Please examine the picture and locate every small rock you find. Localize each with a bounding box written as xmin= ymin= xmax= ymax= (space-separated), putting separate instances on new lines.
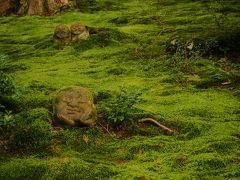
xmin=70 ymin=22 xmax=89 ymax=41
xmin=53 ymin=24 xmax=71 ymax=43
xmin=170 ymin=39 xmax=177 ymax=45
xmin=54 ymin=86 xmax=97 ymax=127
xmin=187 ymin=42 xmax=194 ymax=50
xmin=166 ymin=36 xmax=183 ymax=54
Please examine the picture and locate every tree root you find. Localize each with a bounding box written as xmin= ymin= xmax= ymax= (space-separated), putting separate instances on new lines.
xmin=139 ymin=118 xmax=174 ymax=133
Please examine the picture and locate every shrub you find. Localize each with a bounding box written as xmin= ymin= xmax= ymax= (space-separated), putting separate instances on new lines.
xmin=99 ymin=86 xmax=147 ymax=129
xmin=0 ymin=110 xmax=14 ymax=126
xmin=0 ymin=55 xmax=18 ymax=97
xmin=94 ymin=90 xmax=112 ymax=103
xmin=0 ymin=55 xmax=20 ymax=125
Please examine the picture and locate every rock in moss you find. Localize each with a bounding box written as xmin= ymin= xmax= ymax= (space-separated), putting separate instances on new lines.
xmin=70 ymin=22 xmax=89 ymax=41
xmin=53 ymin=24 xmax=71 ymax=43
xmin=54 ymin=86 xmax=97 ymax=127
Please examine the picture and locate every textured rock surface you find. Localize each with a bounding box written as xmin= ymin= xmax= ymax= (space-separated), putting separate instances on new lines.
xmin=54 ymin=86 xmax=97 ymax=127
xmin=0 ymin=0 xmax=13 ymax=16
xmin=53 ymin=24 xmax=71 ymax=43
xmin=70 ymin=22 xmax=89 ymax=41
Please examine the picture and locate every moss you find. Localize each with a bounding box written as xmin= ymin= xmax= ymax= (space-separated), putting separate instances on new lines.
xmin=0 ymin=158 xmax=49 ymax=180
xmin=2 ymin=108 xmax=52 ymax=155
xmin=0 ymin=0 xmax=240 ymax=179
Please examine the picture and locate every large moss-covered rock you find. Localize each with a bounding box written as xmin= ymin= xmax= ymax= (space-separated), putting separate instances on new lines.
xmin=54 ymin=86 xmax=97 ymax=127
xmin=70 ymin=21 xmax=89 ymax=41
xmin=53 ymin=24 xmax=71 ymax=43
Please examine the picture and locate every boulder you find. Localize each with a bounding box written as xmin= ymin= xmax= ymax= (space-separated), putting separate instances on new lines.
xmin=70 ymin=22 xmax=89 ymax=41
xmin=53 ymin=24 xmax=71 ymax=43
xmin=0 ymin=0 xmax=13 ymax=16
xmin=54 ymin=86 xmax=97 ymax=127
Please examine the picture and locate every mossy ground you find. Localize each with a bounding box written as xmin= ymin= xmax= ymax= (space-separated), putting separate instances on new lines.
xmin=0 ymin=0 xmax=240 ymax=179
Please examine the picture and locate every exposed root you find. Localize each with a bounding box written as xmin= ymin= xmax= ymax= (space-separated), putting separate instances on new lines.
xmin=139 ymin=118 xmax=174 ymax=133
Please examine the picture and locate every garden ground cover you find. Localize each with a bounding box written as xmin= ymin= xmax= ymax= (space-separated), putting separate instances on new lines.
xmin=0 ymin=0 xmax=240 ymax=179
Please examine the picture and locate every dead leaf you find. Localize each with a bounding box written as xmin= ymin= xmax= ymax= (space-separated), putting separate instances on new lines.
xmin=116 ymin=148 xmax=125 ymax=153
xmin=48 ymin=118 xmax=53 ymax=124
xmin=97 ymin=113 xmax=104 ymax=118
xmin=135 ymin=176 xmax=146 ymax=180
xmin=83 ymin=136 xmax=89 ymax=143
xmin=53 ymin=145 xmax=62 ymax=151
xmin=155 ymin=159 xmax=161 ymax=163
xmin=225 ymin=165 xmax=231 ymax=168
xmin=0 ymin=140 xmax=8 ymax=145
xmin=75 ymin=137 xmax=81 ymax=142
xmin=177 ymin=157 xmax=188 ymax=163
xmin=50 ymin=139 xmax=62 ymax=145
xmin=115 ymin=159 xmax=130 ymax=164
xmin=221 ymin=81 xmax=231 ymax=85
xmin=96 ymin=138 xmax=101 ymax=144
xmin=191 ymin=79 xmax=201 ymax=82
xmin=150 ymin=88 xmax=157 ymax=92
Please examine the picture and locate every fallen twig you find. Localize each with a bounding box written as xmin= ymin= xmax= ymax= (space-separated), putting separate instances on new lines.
xmin=139 ymin=118 xmax=174 ymax=133
xmin=98 ymin=122 xmax=117 ymax=139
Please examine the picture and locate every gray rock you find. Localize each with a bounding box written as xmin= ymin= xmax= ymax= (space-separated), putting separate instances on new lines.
xmin=54 ymin=86 xmax=97 ymax=127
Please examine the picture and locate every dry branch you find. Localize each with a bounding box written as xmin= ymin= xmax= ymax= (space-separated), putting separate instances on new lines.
xmin=139 ymin=118 xmax=174 ymax=133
